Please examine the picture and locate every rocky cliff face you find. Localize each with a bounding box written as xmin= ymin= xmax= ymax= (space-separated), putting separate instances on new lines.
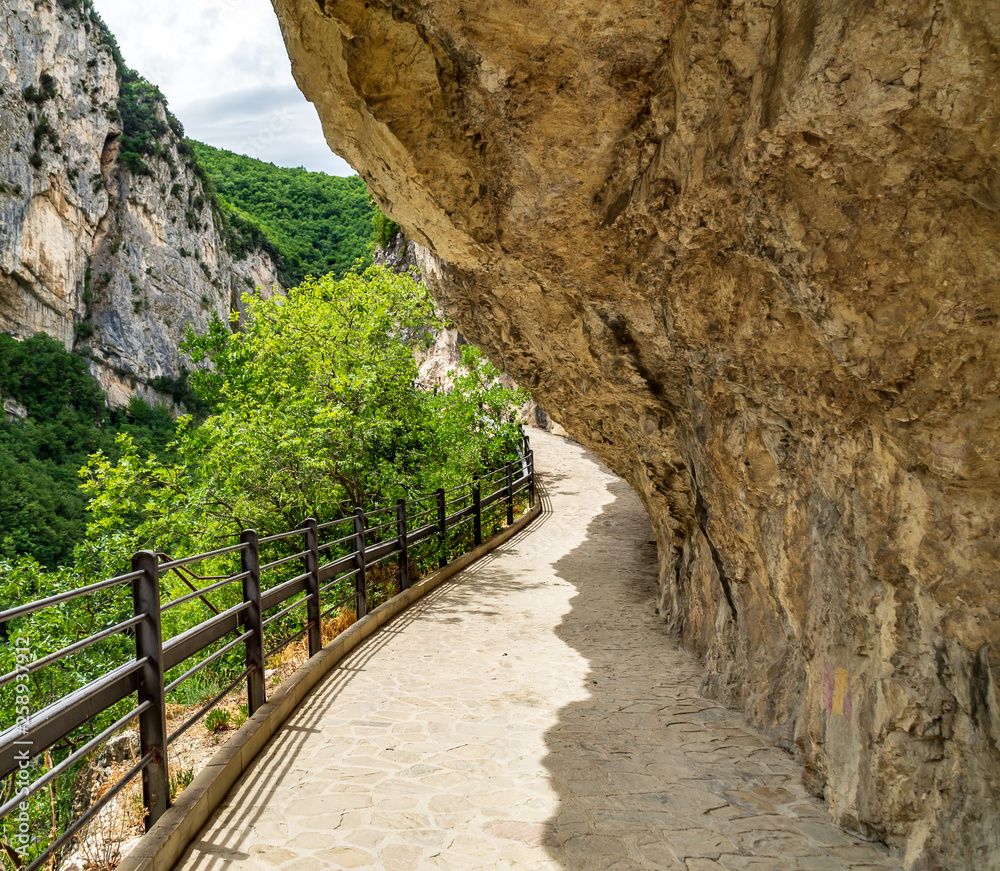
xmin=0 ymin=0 xmax=280 ymax=404
xmin=374 ymin=233 xmax=467 ymax=387
xmin=274 ymin=0 xmax=998 ymax=866
xmin=375 ymin=232 xmax=560 ymax=432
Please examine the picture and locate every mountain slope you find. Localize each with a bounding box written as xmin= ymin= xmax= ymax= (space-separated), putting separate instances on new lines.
xmin=190 ymin=141 xmax=374 ymax=287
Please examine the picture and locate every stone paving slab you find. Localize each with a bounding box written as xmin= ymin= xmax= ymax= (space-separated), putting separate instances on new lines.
xmin=173 ymin=429 xmax=900 ymax=871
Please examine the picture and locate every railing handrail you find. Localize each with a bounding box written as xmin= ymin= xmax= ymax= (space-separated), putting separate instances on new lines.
xmin=0 ymin=431 xmax=536 ymax=871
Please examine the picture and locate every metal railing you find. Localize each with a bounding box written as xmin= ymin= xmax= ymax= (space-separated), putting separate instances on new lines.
xmin=0 ymin=434 xmax=536 ymax=871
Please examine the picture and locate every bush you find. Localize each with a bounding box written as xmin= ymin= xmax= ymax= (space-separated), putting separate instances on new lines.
xmin=148 ymin=368 xmax=211 ymax=418
xmin=234 ymin=704 xmax=249 ymax=728
xmin=23 ymin=73 xmax=57 ymax=105
xmin=371 ymin=203 xmax=401 ymax=249
xmin=204 ymin=709 xmax=231 ymax=734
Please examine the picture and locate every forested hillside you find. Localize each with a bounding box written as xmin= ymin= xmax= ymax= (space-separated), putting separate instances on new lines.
xmin=191 ymin=142 xmax=374 ymax=287
xmin=0 ymin=334 xmax=175 ymax=569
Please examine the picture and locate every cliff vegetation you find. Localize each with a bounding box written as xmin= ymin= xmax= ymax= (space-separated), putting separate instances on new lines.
xmin=0 ymin=333 xmax=175 ymax=569
xmin=0 ymin=266 xmax=528 ymax=871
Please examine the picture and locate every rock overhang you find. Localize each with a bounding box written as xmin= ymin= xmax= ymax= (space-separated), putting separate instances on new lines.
xmin=270 ymin=0 xmax=1000 ymax=866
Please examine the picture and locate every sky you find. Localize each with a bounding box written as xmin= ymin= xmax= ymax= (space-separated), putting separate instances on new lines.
xmin=92 ymin=0 xmax=356 ymax=176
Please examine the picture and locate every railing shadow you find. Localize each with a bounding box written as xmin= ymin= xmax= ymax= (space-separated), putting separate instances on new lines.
xmin=173 ymin=515 xmax=552 ymax=871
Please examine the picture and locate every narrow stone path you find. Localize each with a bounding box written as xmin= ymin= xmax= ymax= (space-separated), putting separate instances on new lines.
xmin=173 ymin=429 xmax=899 ymax=871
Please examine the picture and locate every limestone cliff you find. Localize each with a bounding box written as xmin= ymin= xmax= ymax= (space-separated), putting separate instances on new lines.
xmin=273 ymin=0 xmax=998 ymax=867
xmin=0 ymin=0 xmax=280 ymax=404
xmin=373 ymin=233 xmax=466 ymax=387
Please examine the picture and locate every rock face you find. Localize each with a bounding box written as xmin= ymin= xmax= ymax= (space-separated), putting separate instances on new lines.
xmin=272 ymin=1 xmax=1000 ymax=865
xmin=0 ymin=0 xmax=280 ymax=404
xmin=375 ymin=233 xmax=469 ymax=387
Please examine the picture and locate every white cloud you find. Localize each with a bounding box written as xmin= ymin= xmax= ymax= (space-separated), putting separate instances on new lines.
xmin=91 ymin=0 xmax=356 ymax=176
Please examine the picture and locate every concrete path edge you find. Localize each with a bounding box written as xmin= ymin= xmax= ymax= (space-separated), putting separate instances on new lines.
xmin=117 ymin=498 xmax=544 ymax=871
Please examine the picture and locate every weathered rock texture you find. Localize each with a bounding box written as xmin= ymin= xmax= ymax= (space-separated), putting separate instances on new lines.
xmin=374 ymin=232 xmax=466 ymax=386
xmin=375 ymin=231 xmax=561 ymax=433
xmin=0 ymin=0 xmax=280 ymax=404
xmin=271 ymin=1 xmax=1000 ymax=866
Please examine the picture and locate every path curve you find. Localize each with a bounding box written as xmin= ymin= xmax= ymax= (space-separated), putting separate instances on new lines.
xmin=173 ymin=429 xmax=899 ymax=871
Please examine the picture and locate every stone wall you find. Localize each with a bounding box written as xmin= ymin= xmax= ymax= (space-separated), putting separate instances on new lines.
xmin=270 ymin=1 xmax=1000 ymax=866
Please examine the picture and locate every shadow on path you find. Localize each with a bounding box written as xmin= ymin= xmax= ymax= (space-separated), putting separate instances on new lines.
xmin=170 ymin=431 xmax=898 ymax=871
xmin=540 ymin=443 xmax=897 ymax=870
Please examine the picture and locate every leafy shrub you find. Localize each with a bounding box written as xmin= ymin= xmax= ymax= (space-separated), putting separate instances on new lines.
xmin=148 ymin=367 xmax=211 ymax=418
xmin=23 ymin=73 xmax=57 ymax=105
xmin=234 ymin=704 xmax=249 ymax=728
xmin=169 ymin=768 xmax=194 ymax=800
xmin=29 ymin=113 xmax=57 ymax=168
xmin=371 ymin=203 xmax=401 ymax=248
xmin=118 ymin=150 xmax=149 ymax=175
xmin=204 ymin=709 xmax=231 ymax=734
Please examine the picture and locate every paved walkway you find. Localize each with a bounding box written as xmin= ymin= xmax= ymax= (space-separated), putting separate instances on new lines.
xmin=174 ymin=430 xmax=899 ymax=871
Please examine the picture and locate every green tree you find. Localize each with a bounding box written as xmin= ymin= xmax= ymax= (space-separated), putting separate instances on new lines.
xmin=83 ymin=266 xmax=525 ymax=555
xmin=430 ymin=345 xmax=528 ymax=476
xmin=370 ymin=199 xmax=401 ymax=249
xmin=0 ymin=334 xmax=175 ymax=568
xmin=0 ymin=270 xmax=528 ymax=870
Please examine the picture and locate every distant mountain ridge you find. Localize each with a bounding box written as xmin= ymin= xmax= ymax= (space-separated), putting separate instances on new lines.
xmin=190 ymin=141 xmax=374 ymax=288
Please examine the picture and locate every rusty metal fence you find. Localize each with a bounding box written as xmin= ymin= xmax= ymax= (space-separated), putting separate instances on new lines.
xmin=0 ymin=434 xmax=535 ymax=871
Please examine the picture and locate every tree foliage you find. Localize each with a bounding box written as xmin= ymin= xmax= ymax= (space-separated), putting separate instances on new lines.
xmin=85 ymin=267 xmax=527 ymax=555
xmin=190 ymin=141 xmax=375 ymax=287
xmin=0 ymin=271 xmax=528 ymax=869
xmin=116 ymin=76 xmax=172 ymax=176
xmin=0 ymin=334 xmax=175 ymax=569
xmin=371 ymin=201 xmax=402 ymax=249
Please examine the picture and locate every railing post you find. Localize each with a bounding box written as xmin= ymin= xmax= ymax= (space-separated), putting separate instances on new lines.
xmin=528 ymin=450 xmax=536 ymax=507
xmin=437 ymin=487 xmax=447 ymax=568
xmin=396 ymin=499 xmax=409 ymax=591
xmin=472 ymin=475 xmax=482 ymax=547
xmin=506 ymin=461 xmax=515 ymax=526
xmin=240 ymin=529 xmax=266 ymax=716
xmin=131 ymin=551 xmax=170 ymax=830
xmin=304 ymin=518 xmax=322 ymax=657
xmin=353 ymin=509 xmax=368 ymax=619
